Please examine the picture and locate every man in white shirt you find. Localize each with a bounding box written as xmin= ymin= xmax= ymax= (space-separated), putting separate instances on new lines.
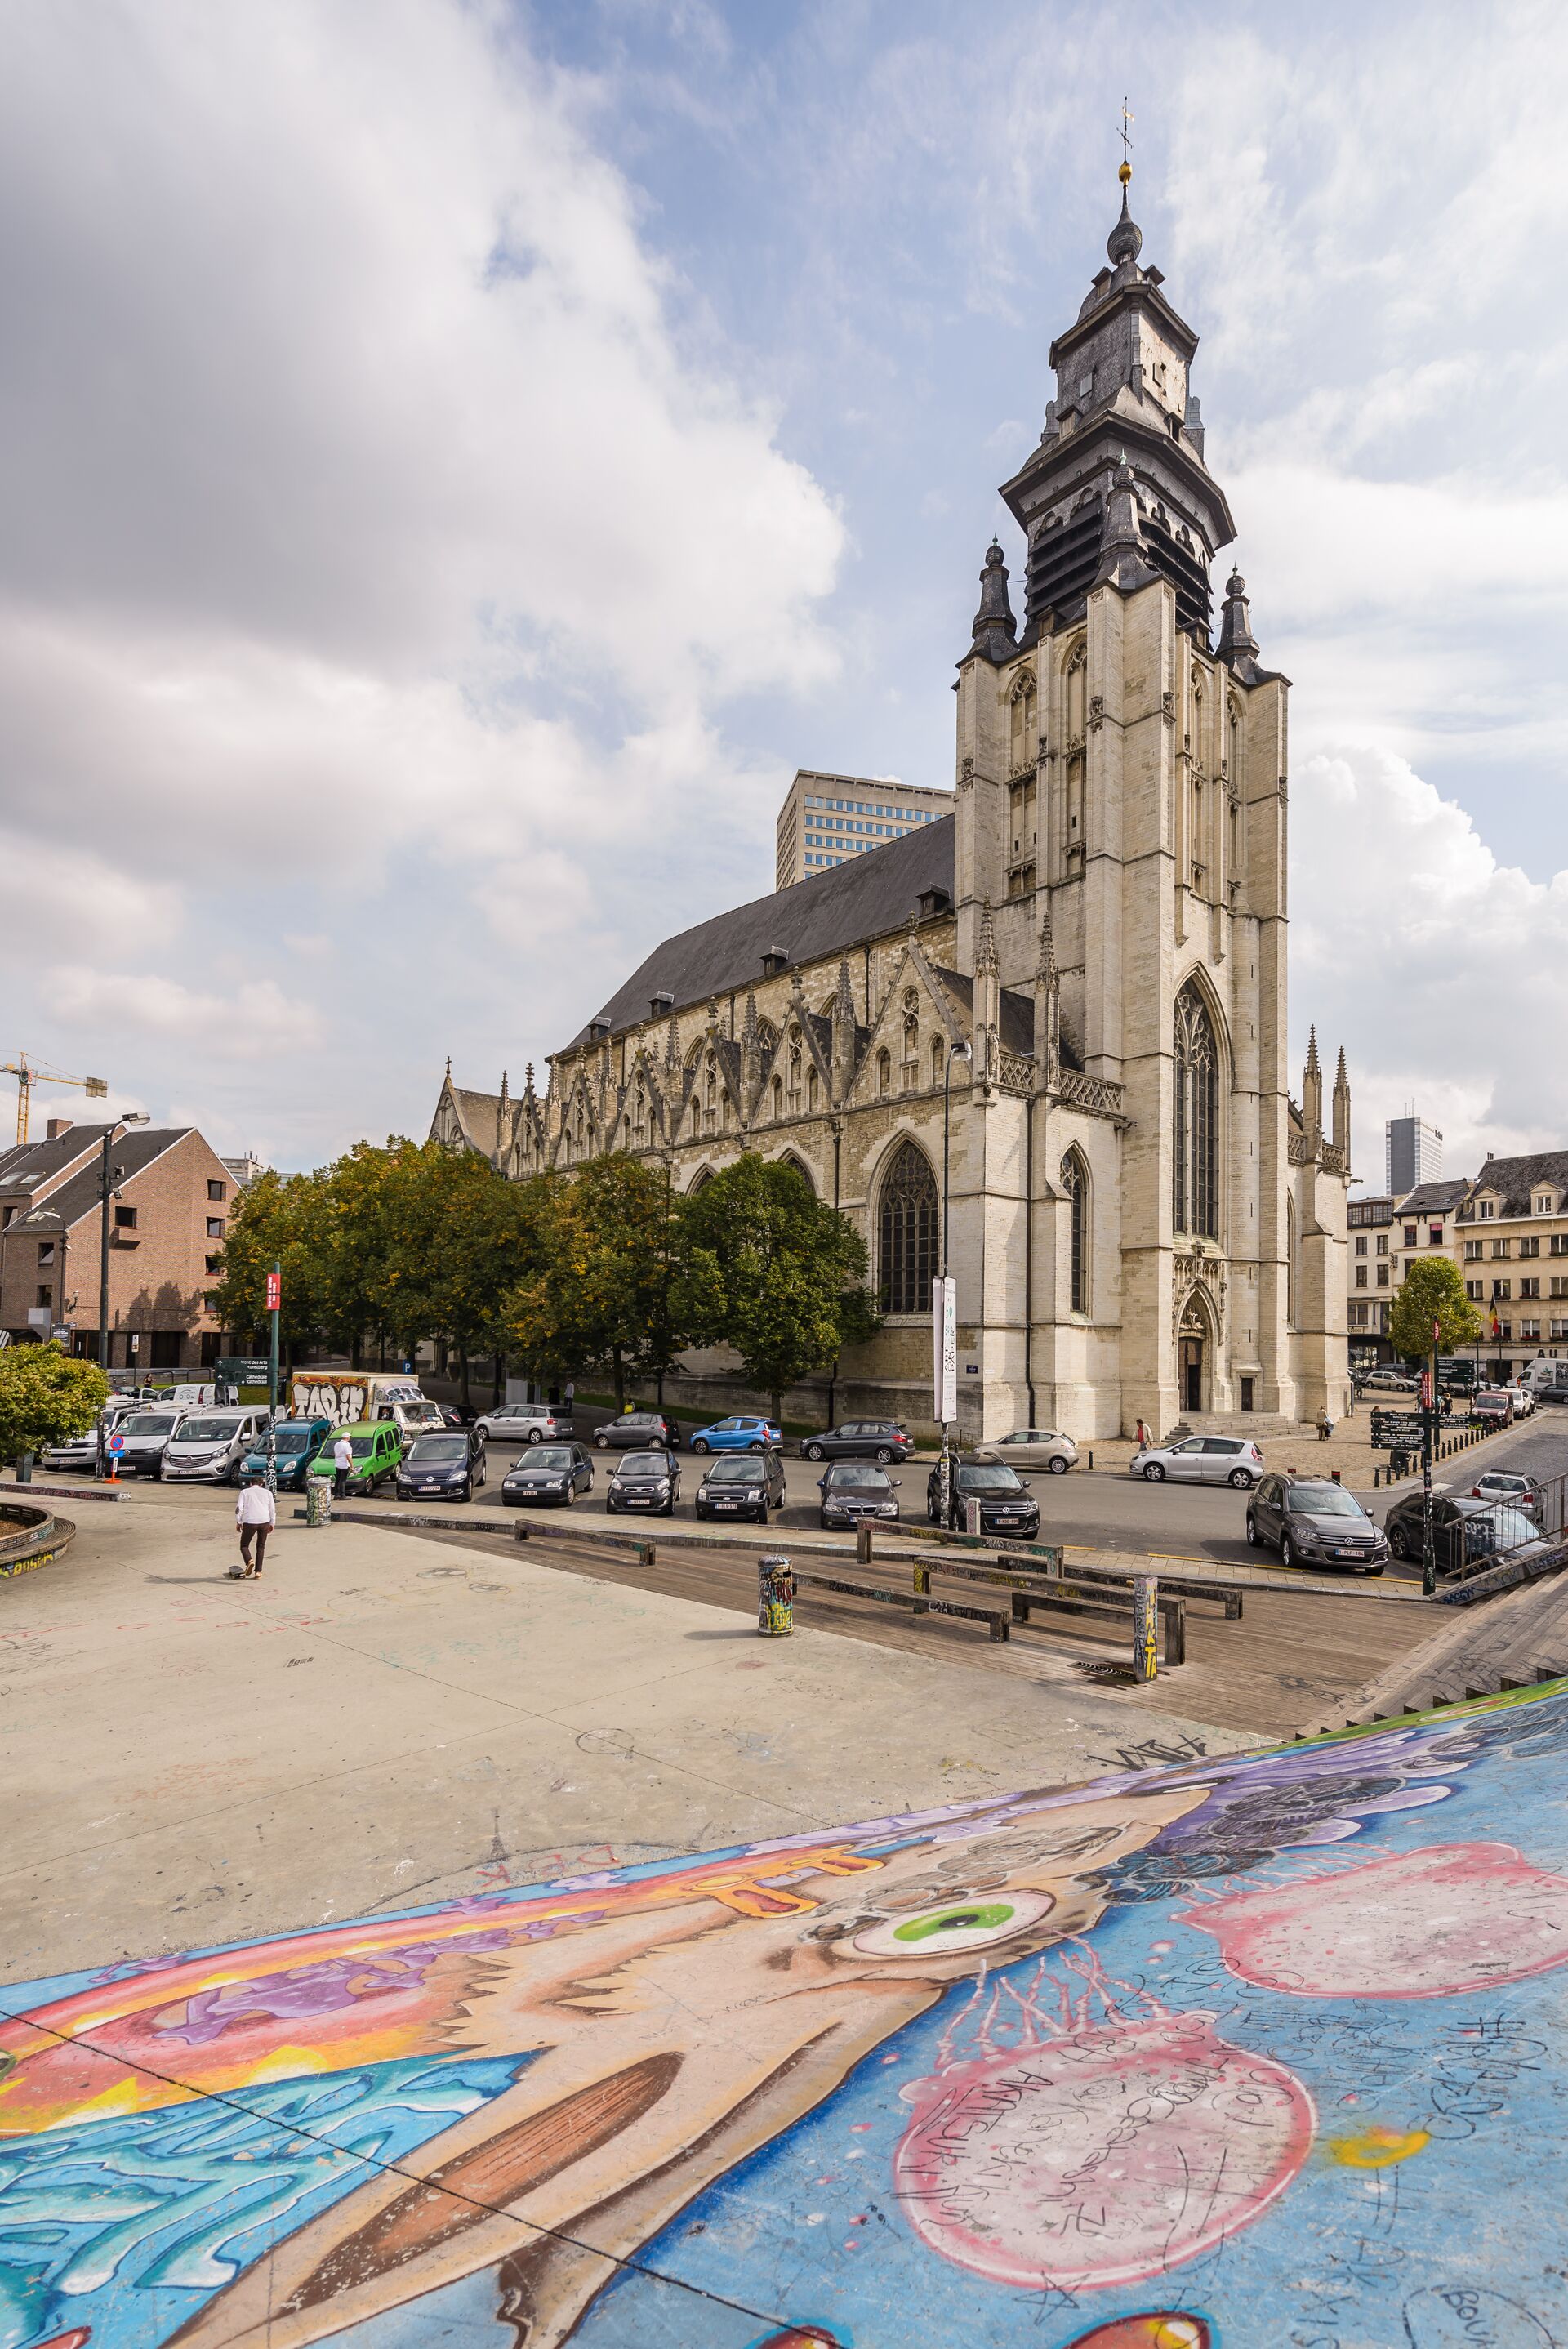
xmin=332 ymin=1433 xmax=354 ymax=1498
xmin=233 ymin=1476 xmax=276 ymax=1578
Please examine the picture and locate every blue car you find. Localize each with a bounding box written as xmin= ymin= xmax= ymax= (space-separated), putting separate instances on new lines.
xmin=688 ymin=1414 xmax=782 ymax=1455
xmin=239 ymin=1415 xmax=334 ymax=1491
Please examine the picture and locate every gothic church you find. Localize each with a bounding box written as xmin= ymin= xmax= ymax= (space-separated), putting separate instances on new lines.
xmin=432 ymin=169 xmax=1352 ymax=1439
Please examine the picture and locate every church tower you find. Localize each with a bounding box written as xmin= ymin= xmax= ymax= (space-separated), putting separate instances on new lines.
xmin=952 ymin=158 xmax=1348 ymax=1433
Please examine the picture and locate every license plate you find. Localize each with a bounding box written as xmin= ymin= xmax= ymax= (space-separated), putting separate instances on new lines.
xmin=626 ymin=1497 xmax=652 ymax=1507
xmin=715 ymin=1502 xmax=738 ymax=1511
xmin=1335 ymin=1548 xmax=1365 ymax=1558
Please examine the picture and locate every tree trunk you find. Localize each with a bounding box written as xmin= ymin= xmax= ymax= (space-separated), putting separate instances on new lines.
xmin=350 ymin=1331 xmax=363 ymax=1371
xmin=612 ymin=1344 xmax=625 ymax=1411
xmin=458 ymin=1344 xmax=471 ymax=1407
xmin=771 ymin=1388 xmax=782 ymax=1424
xmin=492 ymin=1353 xmax=505 ymax=1406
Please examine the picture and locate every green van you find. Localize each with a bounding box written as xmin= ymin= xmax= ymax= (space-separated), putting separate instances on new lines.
xmin=336 ymin=1420 xmax=404 ymax=1494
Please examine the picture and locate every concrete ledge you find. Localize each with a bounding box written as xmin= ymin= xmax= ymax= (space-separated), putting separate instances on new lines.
xmin=0 ymin=1478 xmax=122 ymax=1504
xmin=0 ymin=1505 xmax=77 ymax=1580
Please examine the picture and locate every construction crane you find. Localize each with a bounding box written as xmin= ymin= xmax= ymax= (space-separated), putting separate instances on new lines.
xmin=2 ymin=1051 xmax=109 ymax=1146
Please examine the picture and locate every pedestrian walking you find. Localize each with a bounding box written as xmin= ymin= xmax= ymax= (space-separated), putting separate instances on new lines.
xmin=332 ymin=1431 xmax=354 ymax=1498
xmin=1134 ymin=1417 xmax=1150 ymax=1451
xmin=1315 ymin=1405 xmax=1334 ymax=1442
xmin=233 ymin=1474 xmax=275 ymax=1578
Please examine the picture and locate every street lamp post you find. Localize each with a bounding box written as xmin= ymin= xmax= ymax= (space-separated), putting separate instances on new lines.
xmin=96 ymin=1113 xmax=149 ymax=1476
xmin=938 ymin=1037 xmax=972 ymax=1521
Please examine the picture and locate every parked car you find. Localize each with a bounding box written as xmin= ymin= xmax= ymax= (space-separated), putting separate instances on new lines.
xmin=502 ymin=1443 xmax=594 ymax=1507
xmin=1360 ymin=1370 xmax=1418 ymax=1393
xmin=1246 ymin=1475 xmax=1388 ymax=1573
xmin=1504 ymin=1384 xmax=1536 ymax=1418
xmin=42 ymin=1401 xmax=141 ymax=1473
xmin=1382 ymin=1493 xmax=1548 ymax=1574
xmin=397 ymin=1427 xmax=488 ymax=1502
xmin=801 ymin=1420 xmax=914 ymax=1465
xmin=1470 ymin=1471 xmax=1544 ymax=1526
xmin=336 ymin=1421 xmax=403 ymax=1494
xmin=818 ymin=1462 xmax=901 ymax=1529
xmin=1130 ymin=1434 xmax=1264 ymax=1488
xmin=969 ymin=1428 xmax=1079 ymax=1475
xmin=109 ymin=1410 xmax=187 ymax=1478
xmin=161 ymin=1408 xmax=277 ymax=1485
xmin=240 ymin=1417 xmax=335 ymax=1491
xmin=475 ymin=1401 xmax=574 ymax=1443
xmin=927 ymin=1459 xmax=1040 ymax=1537
xmin=1472 ymin=1388 xmax=1515 ymax=1426
xmin=695 ymin=1451 xmax=786 ymax=1522
xmin=595 ymin=1411 xmax=683 ymax=1453
xmin=689 ymin=1414 xmax=782 ymax=1455
xmin=606 ymin=1450 xmax=682 ymax=1515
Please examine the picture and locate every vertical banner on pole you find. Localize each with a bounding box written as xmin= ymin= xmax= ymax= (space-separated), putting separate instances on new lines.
xmin=1133 ymin=1576 xmax=1158 ymax=1682
xmin=933 ymin=1277 xmax=957 ymax=1425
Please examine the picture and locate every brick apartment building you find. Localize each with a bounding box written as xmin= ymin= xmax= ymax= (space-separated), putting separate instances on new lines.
xmin=0 ymin=1119 xmax=240 ymax=1370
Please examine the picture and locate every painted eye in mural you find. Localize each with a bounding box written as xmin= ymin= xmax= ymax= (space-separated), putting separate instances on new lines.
xmin=851 ymin=1891 xmax=1054 ymax=1955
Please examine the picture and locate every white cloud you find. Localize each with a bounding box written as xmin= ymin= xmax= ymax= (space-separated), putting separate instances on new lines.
xmin=1293 ymin=743 xmax=1568 ymax=1175
xmin=47 ymin=969 xmax=323 ymax=1058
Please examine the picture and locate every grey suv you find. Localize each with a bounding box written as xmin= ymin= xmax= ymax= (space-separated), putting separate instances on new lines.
xmin=1246 ymin=1475 xmax=1387 ymax=1573
xmin=801 ymin=1420 xmax=913 ymax=1464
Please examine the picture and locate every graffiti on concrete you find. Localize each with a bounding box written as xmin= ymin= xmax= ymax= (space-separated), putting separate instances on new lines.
xmin=2 ymin=1683 xmax=1568 ymax=2346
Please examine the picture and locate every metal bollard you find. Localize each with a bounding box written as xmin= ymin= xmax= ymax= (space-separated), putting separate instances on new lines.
xmin=856 ymin=1521 xmax=872 ymax=1566
xmin=757 ymin=1552 xmax=795 ymax=1637
xmin=964 ymin=1497 xmax=982 ymax=1538
xmin=305 ymin=1473 xmax=332 ymax=1527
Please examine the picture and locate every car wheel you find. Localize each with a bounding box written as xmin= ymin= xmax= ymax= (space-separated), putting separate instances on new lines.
xmin=748 ymin=1440 xmax=764 ymax=1454
xmin=1245 ymin=1513 xmax=1260 ymax=1546
xmin=460 ymin=1479 xmax=472 ymax=1503
xmin=1143 ymin=1462 xmax=1165 ymax=1482
xmin=1048 ymin=1454 xmax=1068 ymax=1474
xmin=595 ymin=1436 xmax=608 ymax=1451
xmin=1228 ymin=1468 xmax=1254 ymax=1490
xmin=804 ymin=1442 xmax=825 ymax=1461
xmin=875 ymin=1446 xmax=893 ymax=1464
xmin=528 ymin=1428 xmax=542 ymax=1442
xmin=692 ymin=1438 xmax=710 ymax=1455
xmin=664 ymin=1495 xmax=675 ymax=1516
xmin=1388 ymin=1524 xmax=1412 ymax=1561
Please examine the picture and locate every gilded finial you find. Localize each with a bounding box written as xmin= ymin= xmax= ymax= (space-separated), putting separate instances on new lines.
xmin=1120 ymin=98 xmax=1133 ymax=183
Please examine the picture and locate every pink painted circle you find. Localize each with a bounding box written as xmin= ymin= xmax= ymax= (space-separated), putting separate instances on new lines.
xmin=894 ymin=2011 xmax=1313 ymax=2291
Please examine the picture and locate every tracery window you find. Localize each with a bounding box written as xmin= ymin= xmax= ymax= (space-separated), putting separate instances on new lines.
xmin=1061 ymin=1149 xmax=1089 ymax=1314
xmin=876 ymin=1048 xmax=892 ymax=1099
xmin=1173 ymin=983 xmax=1219 ymax=1237
xmin=879 ymin=1141 xmax=939 ymax=1315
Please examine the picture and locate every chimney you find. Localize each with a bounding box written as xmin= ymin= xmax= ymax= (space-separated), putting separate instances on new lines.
xmin=46 ymin=1119 xmax=72 ymax=1140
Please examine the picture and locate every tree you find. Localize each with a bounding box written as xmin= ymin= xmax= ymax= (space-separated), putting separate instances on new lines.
xmin=390 ymin=1145 xmax=547 ymax=1405
xmin=1389 ymin=1257 xmax=1482 ymax=1364
xmin=507 ymin=1156 xmax=681 ymax=1410
xmin=205 ymin=1169 xmax=329 ymax=1362
xmin=679 ymin=1153 xmax=880 ymax=1420
xmin=0 ymin=1342 xmax=109 ymax=1466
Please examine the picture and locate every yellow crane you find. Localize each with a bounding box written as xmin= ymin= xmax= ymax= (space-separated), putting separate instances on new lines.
xmin=2 ymin=1051 xmax=109 ymax=1146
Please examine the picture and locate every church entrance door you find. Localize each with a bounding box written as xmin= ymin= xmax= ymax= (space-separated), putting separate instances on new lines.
xmin=1180 ymin=1335 xmax=1204 ymax=1414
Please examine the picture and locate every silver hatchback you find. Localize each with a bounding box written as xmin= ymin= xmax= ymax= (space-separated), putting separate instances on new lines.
xmin=1131 ymin=1434 xmax=1265 ymax=1490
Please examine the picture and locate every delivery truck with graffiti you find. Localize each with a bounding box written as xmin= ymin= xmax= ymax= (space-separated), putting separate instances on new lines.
xmin=287 ymin=1371 xmax=446 ymax=1444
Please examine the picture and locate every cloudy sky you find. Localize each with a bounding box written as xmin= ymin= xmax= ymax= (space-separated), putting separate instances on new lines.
xmin=2 ymin=0 xmax=1565 ymax=1183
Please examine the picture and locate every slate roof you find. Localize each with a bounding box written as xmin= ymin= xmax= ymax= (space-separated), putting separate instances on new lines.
xmin=5 ymin=1129 xmax=193 ymax=1233
xmin=0 ymin=1123 xmax=114 ymax=1196
xmin=568 ymin=818 xmax=956 ymax=1048
xmin=1459 ymin=1152 xmax=1568 ymax=1219
xmin=447 ymin=1086 xmax=508 ymax=1152
xmin=1398 ymin=1179 xmax=1470 ymax=1216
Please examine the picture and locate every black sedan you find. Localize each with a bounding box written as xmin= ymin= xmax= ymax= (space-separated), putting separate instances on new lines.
xmin=927 ymin=1460 xmax=1040 ymax=1538
xmin=397 ymin=1429 xmax=487 ymax=1503
xmin=818 ymin=1463 xmax=901 ymax=1530
xmin=1245 ymin=1474 xmax=1386 ymax=1573
xmin=595 ymin=1411 xmax=683 ymax=1453
xmin=801 ymin=1420 xmax=915 ymax=1464
xmin=606 ymin=1451 xmax=682 ymax=1515
xmin=1383 ymin=1493 xmax=1547 ymax=1576
xmin=501 ymin=1443 xmax=594 ymax=1507
xmin=696 ymin=1452 xmax=786 ymax=1523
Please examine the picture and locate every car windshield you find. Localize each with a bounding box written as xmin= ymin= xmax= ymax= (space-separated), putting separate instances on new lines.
xmin=706 ymin=1459 xmax=764 ymax=1484
xmin=615 ymin=1455 xmax=670 ymax=1478
xmin=174 ymin=1417 xmax=245 ymax=1443
xmin=518 ymin=1448 xmax=574 ymax=1470
xmin=826 ymin=1465 xmax=889 ymax=1488
xmin=408 ymin=1437 xmax=467 ymax=1462
xmin=122 ymin=1415 xmax=176 ymax=1436
xmin=270 ymin=1427 xmax=314 ymax=1455
xmin=349 ymin=1436 xmax=377 ymax=1457
xmin=1286 ymin=1485 xmax=1365 ymax=1518
xmin=1478 ymin=1475 xmax=1527 ymax=1494
xmin=956 ymin=1465 xmax=1024 ymax=1492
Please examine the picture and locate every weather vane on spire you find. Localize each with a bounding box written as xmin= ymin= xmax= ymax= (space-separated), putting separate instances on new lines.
xmin=1120 ymin=96 xmax=1134 ymax=184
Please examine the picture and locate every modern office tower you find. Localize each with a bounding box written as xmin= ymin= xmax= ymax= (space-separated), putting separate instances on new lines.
xmin=1386 ymin=1115 xmax=1443 ymax=1195
xmin=775 ymin=771 xmax=954 ymax=889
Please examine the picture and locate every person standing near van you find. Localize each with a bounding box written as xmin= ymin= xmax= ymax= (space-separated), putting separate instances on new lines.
xmin=332 ymin=1432 xmax=354 ymax=1498
xmin=232 ymin=1475 xmax=275 ymax=1577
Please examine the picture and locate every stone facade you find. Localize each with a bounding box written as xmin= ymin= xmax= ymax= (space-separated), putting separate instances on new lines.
xmin=433 ymin=175 xmax=1352 ymax=1440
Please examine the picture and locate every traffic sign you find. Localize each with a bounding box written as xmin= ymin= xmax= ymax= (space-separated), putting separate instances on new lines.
xmin=1370 ymin=1410 xmax=1424 ymax=1451
xmin=107 ymin=1432 xmax=126 ymax=1455
xmin=265 ymin=1273 xmax=282 ymax=1313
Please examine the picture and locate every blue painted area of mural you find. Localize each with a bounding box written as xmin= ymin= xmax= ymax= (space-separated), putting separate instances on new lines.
xmin=2 ymin=1687 xmax=1567 ymax=2349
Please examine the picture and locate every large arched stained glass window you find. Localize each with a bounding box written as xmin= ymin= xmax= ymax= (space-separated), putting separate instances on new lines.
xmin=880 ymin=1141 xmax=939 ymax=1314
xmin=1174 ymin=983 xmax=1219 ymax=1237
xmin=1061 ymin=1149 xmax=1089 ymax=1314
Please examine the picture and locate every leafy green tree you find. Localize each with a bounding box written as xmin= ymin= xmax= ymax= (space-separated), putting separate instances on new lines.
xmin=508 ymin=1155 xmax=680 ymax=1410
xmin=679 ymin=1153 xmax=880 ymax=1420
xmin=0 ymin=1342 xmax=109 ymax=1465
xmin=389 ymin=1144 xmax=547 ymax=1404
xmin=207 ymin=1169 xmax=328 ymax=1362
xmin=1390 ymin=1256 xmax=1482 ymax=1364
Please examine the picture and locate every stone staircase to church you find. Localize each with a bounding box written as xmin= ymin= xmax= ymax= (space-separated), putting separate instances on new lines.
xmin=1162 ymin=1411 xmax=1309 ymax=1442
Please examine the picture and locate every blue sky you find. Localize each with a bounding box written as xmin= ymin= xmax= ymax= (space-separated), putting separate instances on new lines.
xmin=2 ymin=0 xmax=1565 ymax=1178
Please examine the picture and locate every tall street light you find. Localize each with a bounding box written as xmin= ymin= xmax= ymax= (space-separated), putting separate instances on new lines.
xmin=938 ymin=1036 xmax=972 ymax=1521
xmin=96 ymin=1114 xmax=150 ymax=1474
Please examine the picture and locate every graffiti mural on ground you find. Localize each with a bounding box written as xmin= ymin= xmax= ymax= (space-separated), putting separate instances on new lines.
xmin=3 ymin=1687 xmax=1568 ymax=2347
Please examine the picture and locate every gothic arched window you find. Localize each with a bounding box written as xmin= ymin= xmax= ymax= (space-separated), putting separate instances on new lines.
xmin=1174 ymin=983 xmax=1219 ymax=1237
xmin=1061 ymin=1148 xmax=1089 ymax=1314
xmin=876 ymin=1047 xmax=892 ymax=1099
xmin=879 ymin=1141 xmax=939 ymax=1315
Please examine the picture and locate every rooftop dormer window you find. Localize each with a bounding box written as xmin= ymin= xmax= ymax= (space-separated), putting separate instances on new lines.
xmin=1537 ymin=1193 xmax=1556 ymax=1215
xmin=1479 ymin=1198 xmax=1495 ymax=1219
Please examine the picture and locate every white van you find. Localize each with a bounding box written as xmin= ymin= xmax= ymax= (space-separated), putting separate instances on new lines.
xmin=160 ymin=1409 xmax=274 ymax=1484
xmin=1525 ymin=1357 xmax=1568 ymax=1403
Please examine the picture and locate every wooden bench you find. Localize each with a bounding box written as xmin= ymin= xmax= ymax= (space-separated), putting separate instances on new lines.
xmin=915 ymin=1554 xmax=1186 ymax=1665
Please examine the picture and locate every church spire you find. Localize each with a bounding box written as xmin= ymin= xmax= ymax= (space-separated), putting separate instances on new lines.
xmin=1107 ymin=130 xmax=1142 ymax=269
xmin=1303 ymin=1028 xmax=1323 ymax=1136
xmin=969 ymin=537 xmax=1018 ymax=663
